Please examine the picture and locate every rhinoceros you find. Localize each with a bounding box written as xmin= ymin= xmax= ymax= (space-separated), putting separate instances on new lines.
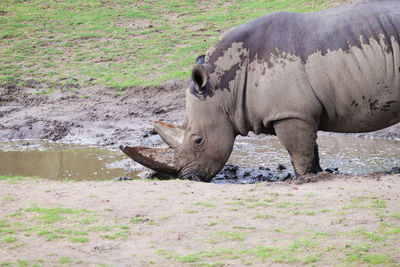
xmin=121 ymin=0 xmax=400 ymax=182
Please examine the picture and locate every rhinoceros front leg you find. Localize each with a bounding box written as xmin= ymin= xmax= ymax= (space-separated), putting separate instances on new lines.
xmin=273 ymin=119 xmax=322 ymax=176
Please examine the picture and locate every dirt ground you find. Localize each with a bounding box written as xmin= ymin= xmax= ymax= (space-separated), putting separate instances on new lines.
xmin=0 ymin=174 xmax=399 ymax=266
xmin=0 ymin=80 xmax=188 ymax=148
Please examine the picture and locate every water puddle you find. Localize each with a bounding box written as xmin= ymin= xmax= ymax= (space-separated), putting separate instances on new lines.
xmin=233 ymin=133 xmax=399 ymax=173
xmin=213 ymin=133 xmax=400 ymax=183
xmin=0 ymin=140 xmax=135 ymax=181
xmin=0 ymin=133 xmax=399 ymax=183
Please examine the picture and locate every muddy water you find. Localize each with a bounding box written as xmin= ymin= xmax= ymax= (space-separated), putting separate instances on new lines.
xmin=212 ymin=133 xmax=400 ymax=183
xmin=0 ymin=141 xmax=135 ymax=181
xmin=229 ymin=133 xmax=400 ymax=174
xmin=0 ymin=133 xmax=399 ymax=183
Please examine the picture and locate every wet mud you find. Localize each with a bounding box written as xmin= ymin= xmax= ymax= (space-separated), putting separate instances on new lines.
xmin=1 ymin=79 xmax=400 ymax=183
xmin=0 ymin=79 xmax=186 ymax=147
xmin=386 ymin=166 xmax=400 ymax=174
xmin=212 ymin=164 xmax=293 ymax=184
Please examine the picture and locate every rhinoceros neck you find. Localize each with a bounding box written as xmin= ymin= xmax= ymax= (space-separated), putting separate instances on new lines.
xmin=213 ymin=60 xmax=266 ymax=137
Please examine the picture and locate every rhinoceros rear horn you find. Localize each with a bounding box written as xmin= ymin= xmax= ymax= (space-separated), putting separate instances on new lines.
xmin=192 ymin=64 xmax=208 ymax=91
xmin=120 ymin=146 xmax=179 ymax=176
xmin=153 ymin=121 xmax=184 ymax=148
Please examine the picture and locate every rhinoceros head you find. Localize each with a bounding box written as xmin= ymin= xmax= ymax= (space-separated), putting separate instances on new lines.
xmin=121 ymin=57 xmax=236 ymax=182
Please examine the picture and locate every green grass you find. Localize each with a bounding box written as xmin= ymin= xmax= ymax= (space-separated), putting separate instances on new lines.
xmin=25 ymin=206 xmax=89 ymax=224
xmin=79 ymin=215 xmax=99 ymax=224
xmin=194 ymin=202 xmax=216 ymax=208
xmin=155 ymin=208 xmax=399 ymax=266
xmin=18 ymin=261 xmax=29 ymax=267
xmin=177 ymin=249 xmax=234 ymax=264
xmin=68 ymin=236 xmax=89 ymax=243
xmin=217 ymin=231 xmax=246 ymax=241
xmin=169 ymin=239 xmax=322 ymax=265
xmin=37 ymin=230 xmax=60 ymax=241
xmin=101 ymin=231 xmax=129 ymax=240
xmin=344 ymin=243 xmax=394 ymax=265
xmin=59 ymin=257 xmax=71 ymax=264
xmin=3 ymin=236 xmax=16 ymax=243
xmin=0 ymin=204 xmax=138 ymax=265
xmin=275 ymin=201 xmax=291 ymax=208
xmin=0 ymin=0 xmax=351 ymax=88
xmin=157 ymin=249 xmax=175 ymax=259
xmin=130 ymin=217 xmax=143 ymax=224
xmin=0 ymin=175 xmax=32 ymax=183
xmin=89 ymin=225 xmax=112 ymax=232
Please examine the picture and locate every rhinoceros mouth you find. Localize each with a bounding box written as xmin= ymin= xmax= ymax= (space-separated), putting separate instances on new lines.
xmin=179 ymin=170 xmax=205 ymax=182
xmin=120 ymin=145 xmax=214 ymax=182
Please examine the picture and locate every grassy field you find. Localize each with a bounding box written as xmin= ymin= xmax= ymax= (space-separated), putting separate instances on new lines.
xmin=1 ymin=0 xmax=351 ymax=89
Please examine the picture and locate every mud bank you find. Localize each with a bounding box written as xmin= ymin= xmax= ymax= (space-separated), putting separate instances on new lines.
xmin=0 ymin=79 xmax=186 ymax=148
xmin=1 ymin=79 xmax=400 ymax=146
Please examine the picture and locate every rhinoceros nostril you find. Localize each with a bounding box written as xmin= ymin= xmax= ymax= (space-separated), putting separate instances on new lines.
xmin=189 ymin=175 xmax=201 ymax=181
xmin=180 ymin=170 xmax=204 ymax=182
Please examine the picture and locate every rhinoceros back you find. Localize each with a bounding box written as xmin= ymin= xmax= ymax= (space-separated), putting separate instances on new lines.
xmin=206 ymin=0 xmax=400 ymax=134
xmin=303 ymin=0 xmax=400 ymax=132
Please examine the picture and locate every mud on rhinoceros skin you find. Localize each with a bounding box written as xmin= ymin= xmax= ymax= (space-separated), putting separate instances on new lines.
xmin=122 ymin=0 xmax=400 ymax=182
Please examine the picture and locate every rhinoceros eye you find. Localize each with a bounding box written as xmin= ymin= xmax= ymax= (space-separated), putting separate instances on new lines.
xmin=190 ymin=135 xmax=205 ymax=151
xmin=194 ymin=137 xmax=203 ymax=145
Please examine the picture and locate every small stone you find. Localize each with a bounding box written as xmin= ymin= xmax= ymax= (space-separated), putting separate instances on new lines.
xmin=153 ymin=107 xmax=165 ymax=114
xmin=325 ymin=167 xmax=339 ymax=174
xmin=277 ymin=164 xmax=286 ymax=170
xmin=113 ymin=176 xmax=133 ymax=181
xmin=386 ymin=166 xmax=400 ymax=174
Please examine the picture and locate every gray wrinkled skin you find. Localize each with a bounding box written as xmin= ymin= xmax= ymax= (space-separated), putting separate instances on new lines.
xmin=126 ymin=0 xmax=400 ymax=181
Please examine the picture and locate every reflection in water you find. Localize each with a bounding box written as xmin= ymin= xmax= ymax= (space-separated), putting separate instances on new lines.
xmin=230 ymin=133 xmax=400 ymax=175
xmin=0 ymin=141 xmax=134 ymax=181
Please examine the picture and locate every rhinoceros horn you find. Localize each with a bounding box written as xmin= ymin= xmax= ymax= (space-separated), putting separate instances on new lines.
xmin=119 ymin=146 xmax=179 ymax=176
xmin=153 ymin=121 xmax=184 ymax=148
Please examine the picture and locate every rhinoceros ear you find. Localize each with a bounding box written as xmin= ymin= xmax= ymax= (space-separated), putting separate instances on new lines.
xmin=195 ymin=55 xmax=205 ymax=65
xmin=191 ymin=64 xmax=208 ymax=93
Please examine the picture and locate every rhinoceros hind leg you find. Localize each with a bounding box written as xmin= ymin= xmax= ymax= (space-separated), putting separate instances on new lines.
xmin=274 ymin=119 xmax=322 ymax=176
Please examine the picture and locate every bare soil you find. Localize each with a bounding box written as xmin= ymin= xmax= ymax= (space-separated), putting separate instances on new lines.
xmin=0 ymin=174 xmax=399 ymax=266
xmin=0 ymin=80 xmax=187 ymax=148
